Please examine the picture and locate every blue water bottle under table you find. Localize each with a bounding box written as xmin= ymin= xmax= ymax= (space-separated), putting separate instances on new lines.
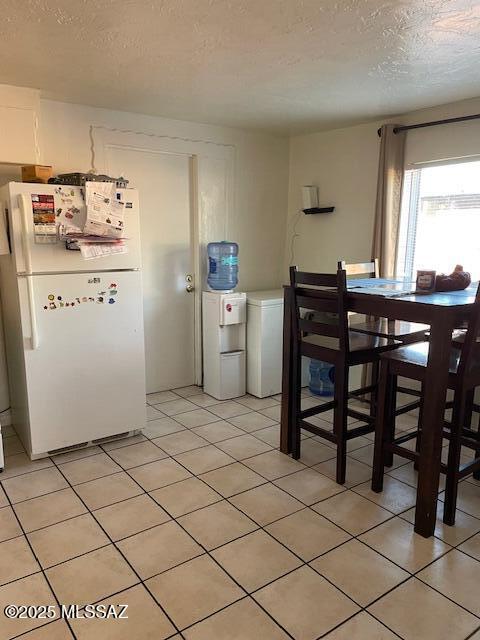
xmin=207 ymin=241 xmax=239 ymax=292
xmin=309 ymin=359 xmax=335 ymax=396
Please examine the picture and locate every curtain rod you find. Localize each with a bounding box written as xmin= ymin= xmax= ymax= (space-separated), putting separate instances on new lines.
xmin=377 ymin=113 xmax=480 ymax=137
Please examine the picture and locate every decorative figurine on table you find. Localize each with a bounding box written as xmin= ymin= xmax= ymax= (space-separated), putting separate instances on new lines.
xmin=435 ymin=265 xmax=471 ymax=292
xmin=416 ymin=270 xmax=436 ymax=293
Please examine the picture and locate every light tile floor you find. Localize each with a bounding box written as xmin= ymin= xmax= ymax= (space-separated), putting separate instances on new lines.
xmin=1 ymin=387 xmax=480 ymax=639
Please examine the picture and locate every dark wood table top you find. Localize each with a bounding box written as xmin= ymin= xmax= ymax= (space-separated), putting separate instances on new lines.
xmin=344 ymin=280 xmax=478 ymax=325
xmin=346 ymin=279 xmax=478 ymax=306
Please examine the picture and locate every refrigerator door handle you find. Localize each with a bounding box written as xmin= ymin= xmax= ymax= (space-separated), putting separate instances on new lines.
xmin=18 ymin=196 xmax=39 ymax=349
xmin=26 ymin=275 xmax=39 ymax=350
xmin=0 ymin=200 xmax=9 ymax=255
xmin=19 ymin=194 xmax=33 ymax=275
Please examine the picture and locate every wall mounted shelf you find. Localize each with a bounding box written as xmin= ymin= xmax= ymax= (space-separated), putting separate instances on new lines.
xmin=303 ymin=207 xmax=335 ymax=215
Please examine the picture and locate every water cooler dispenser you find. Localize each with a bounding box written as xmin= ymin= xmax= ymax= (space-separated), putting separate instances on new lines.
xmin=202 ymin=291 xmax=246 ymax=400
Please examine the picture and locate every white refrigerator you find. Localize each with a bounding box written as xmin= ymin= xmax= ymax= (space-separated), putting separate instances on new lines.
xmin=0 ymin=182 xmax=146 ymax=459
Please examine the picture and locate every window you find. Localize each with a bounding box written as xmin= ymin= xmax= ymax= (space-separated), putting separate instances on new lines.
xmin=396 ymin=159 xmax=480 ymax=281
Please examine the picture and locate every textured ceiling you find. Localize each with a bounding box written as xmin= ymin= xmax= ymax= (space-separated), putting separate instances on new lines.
xmin=1 ymin=0 xmax=479 ymax=134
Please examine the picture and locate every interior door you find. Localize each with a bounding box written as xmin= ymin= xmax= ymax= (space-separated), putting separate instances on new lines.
xmin=106 ymin=147 xmax=195 ymax=393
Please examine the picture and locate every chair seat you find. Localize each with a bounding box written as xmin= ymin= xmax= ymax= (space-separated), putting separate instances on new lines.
xmin=304 ymin=331 xmax=399 ymax=354
xmin=382 ymin=341 xmax=463 ymax=376
xmin=450 ymin=329 xmax=480 ymax=347
xmin=349 ymin=318 xmax=429 ymax=343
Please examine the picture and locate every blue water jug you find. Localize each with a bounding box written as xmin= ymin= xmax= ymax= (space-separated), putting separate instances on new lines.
xmin=309 ymin=359 xmax=335 ymax=396
xmin=207 ymin=241 xmax=239 ymax=292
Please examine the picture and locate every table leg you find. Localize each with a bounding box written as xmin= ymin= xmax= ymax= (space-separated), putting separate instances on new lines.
xmin=280 ymin=286 xmax=293 ymax=454
xmin=414 ymin=313 xmax=452 ymax=537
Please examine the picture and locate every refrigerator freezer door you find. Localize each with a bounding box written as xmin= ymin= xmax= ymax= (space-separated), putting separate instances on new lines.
xmin=6 ymin=183 xmax=141 ymax=274
xmin=19 ymin=270 xmax=146 ymax=455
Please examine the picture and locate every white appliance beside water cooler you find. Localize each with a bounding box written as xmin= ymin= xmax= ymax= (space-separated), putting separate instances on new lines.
xmin=246 ymin=290 xmax=309 ymax=398
xmin=0 ymin=182 xmax=146 ymax=459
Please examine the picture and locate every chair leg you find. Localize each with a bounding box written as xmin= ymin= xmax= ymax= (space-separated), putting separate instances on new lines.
xmin=464 ymin=389 xmax=474 ymax=429
xmin=384 ymin=374 xmax=397 ymax=468
xmin=372 ymin=360 xmax=391 ymax=492
xmin=443 ymin=392 xmax=467 ymax=526
xmin=369 ymin=360 xmax=379 ymax=422
xmin=474 ymin=409 xmax=480 ymax=481
xmin=333 ymin=361 xmax=348 ymax=485
xmin=291 ymin=350 xmax=302 ymax=460
xmin=464 ymin=389 xmax=480 ymax=481
xmin=414 ymin=383 xmax=423 ymax=471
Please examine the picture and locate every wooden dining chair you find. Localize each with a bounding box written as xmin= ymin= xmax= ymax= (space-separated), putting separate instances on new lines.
xmin=289 ymin=266 xmax=400 ymax=484
xmin=339 ymin=259 xmax=429 ymax=346
xmin=451 ymin=330 xmax=480 ymax=476
xmin=371 ymin=282 xmax=480 ymax=525
xmin=340 ymin=258 xmax=429 ymax=417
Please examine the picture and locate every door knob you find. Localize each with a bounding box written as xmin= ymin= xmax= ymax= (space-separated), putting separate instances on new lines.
xmin=186 ymin=284 xmax=195 ymax=293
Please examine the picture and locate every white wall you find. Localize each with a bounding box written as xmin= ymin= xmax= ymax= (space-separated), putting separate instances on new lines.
xmin=285 ymin=97 xmax=480 ymax=277
xmin=38 ymin=100 xmax=289 ymax=292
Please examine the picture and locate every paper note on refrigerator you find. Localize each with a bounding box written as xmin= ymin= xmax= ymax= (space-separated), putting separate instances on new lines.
xmin=54 ymin=186 xmax=87 ymax=236
xmin=84 ymin=182 xmax=125 ymax=238
xmin=78 ymin=240 xmax=128 ymax=260
xmin=32 ymin=194 xmax=57 ymax=244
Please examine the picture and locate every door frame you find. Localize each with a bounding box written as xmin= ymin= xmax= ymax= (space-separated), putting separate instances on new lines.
xmin=92 ymin=127 xmax=235 ymax=386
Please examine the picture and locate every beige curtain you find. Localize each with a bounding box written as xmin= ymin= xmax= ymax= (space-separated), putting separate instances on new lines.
xmin=361 ymin=124 xmax=406 ymax=400
xmin=371 ymin=124 xmax=406 ymax=277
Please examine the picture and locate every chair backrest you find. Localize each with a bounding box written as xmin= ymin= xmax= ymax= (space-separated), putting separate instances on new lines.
xmin=338 ymin=258 xmax=379 ymax=278
xmin=456 ymin=283 xmax=480 ymax=378
xmin=289 ymin=266 xmax=350 ymax=356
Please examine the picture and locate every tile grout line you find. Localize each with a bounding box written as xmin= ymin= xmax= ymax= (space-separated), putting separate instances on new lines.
xmin=12 ymin=617 xmax=75 ymax=640
xmin=465 ymin=623 xmax=480 ymax=640
xmin=0 ymin=401 xmax=390 ymax=481
xmin=1 ymin=441 xmax=462 ymax=592
xmin=161 ymin=441 xmax=480 ymax=627
xmin=0 ymin=453 xmax=470 ymax=547
xmin=139 ymin=447 xmax=424 ymax=639
xmin=1 ymin=486 xmax=79 ymax=640
xmin=98 ymin=430 xmax=422 ymax=637
xmin=46 ymin=440 xmax=291 ymax=637
xmin=4 ymin=476 xmax=384 ymax=583
xmin=48 ymin=455 xmax=187 ymax=640
xmin=95 ymin=445 xmax=298 ymax=640
xmin=0 ymin=540 xmax=114 ymax=589
xmin=103 ymin=440 xmax=321 ymax=637
xmin=116 ymin=398 xmax=480 ymax=633
xmin=412 ymin=546 xmax=480 ymax=620
xmin=3 ymin=390 xmax=480 ymax=639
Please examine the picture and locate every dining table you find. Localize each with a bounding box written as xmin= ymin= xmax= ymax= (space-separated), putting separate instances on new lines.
xmin=280 ymin=277 xmax=479 ymax=538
